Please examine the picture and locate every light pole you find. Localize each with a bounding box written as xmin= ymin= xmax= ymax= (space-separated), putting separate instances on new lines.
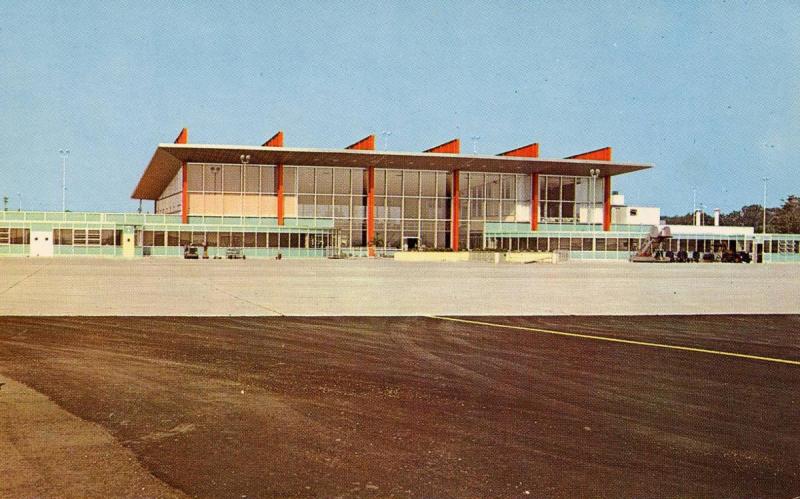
xmin=761 ymin=176 xmax=769 ymax=234
xmin=59 ymin=149 xmax=70 ymax=211
xmin=381 ymin=131 xmax=392 ymax=151
xmin=210 ymin=165 xmax=221 ymax=191
xmin=589 ymin=168 xmax=600 ymax=252
xmin=470 ymin=135 xmax=480 ymax=154
xmin=692 ymin=187 xmax=697 ymax=217
xmin=17 ymin=192 xmax=22 ymax=211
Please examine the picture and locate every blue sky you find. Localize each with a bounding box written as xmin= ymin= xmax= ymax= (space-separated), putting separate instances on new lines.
xmin=1 ymin=1 xmax=798 ymax=214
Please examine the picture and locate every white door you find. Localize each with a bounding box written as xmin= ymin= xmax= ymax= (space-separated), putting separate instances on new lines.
xmin=30 ymin=230 xmax=54 ymax=257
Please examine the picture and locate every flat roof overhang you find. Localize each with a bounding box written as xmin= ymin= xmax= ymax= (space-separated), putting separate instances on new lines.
xmin=132 ymin=144 xmax=653 ymax=200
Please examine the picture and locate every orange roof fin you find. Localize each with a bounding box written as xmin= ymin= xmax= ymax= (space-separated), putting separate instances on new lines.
xmin=423 ymin=139 xmax=460 ymax=154
xmin=346 ymin=135 xmax=376 ymax=151
xmin=565 ymin=147 xmax=612 ymax=161
xmin=498 ymin=143 xmax=539 ymax=158
xmin=262 ymin=131 xmax=284 ymax=147
xmin=174 ymin=128 xmax=188 ymax=144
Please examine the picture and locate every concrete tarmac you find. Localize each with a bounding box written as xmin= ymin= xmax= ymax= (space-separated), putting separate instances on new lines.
xmin=0 ymin=257 xmax=798 ymax=316
xmin=1 ymin=316 xmax=798 ymax=497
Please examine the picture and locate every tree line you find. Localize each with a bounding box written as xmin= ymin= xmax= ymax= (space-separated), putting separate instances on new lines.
xmin=662 ymin=195 xmax=800 ymax=234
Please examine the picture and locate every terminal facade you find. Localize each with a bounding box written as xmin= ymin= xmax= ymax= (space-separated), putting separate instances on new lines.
xmin=1 ymin=128 xmax=798 ymax=262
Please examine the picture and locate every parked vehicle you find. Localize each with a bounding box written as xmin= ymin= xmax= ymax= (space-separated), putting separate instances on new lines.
xmin=183 ymin=245 xmax=200 ymax=259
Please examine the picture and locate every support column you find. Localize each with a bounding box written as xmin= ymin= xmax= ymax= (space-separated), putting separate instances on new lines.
xmin=423 ymin=139 xmax=461 ymax=251
xmin=451 ymin=170 xmax=460 ymax=251
xmin=262 ymin=131 xmax=285 ymax=225
xmin=603 ymin=176 xmax=612 ymax=232
xmin=498 ymin=143 xmax=540 ymax=232
xmin=531 ymin=173 xmax=539 ymax=231
xmin=345 ymin=135 xmax=377 ymax=256
xmin=367 ymin=166 xmax=375 ymax=256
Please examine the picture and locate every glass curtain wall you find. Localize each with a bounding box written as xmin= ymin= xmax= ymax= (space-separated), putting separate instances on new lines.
xmin=459 ymin=172 xmax=531 ymax=249
xmin=187 ymin=163 xmax=277 ymax=216
xmin=539 ymin=175 xmax=603 ymax=225
xmin=374 ymin=169 xmax=449 ymax=251
xmin=296 ymin=166 xmax=365 ymax=248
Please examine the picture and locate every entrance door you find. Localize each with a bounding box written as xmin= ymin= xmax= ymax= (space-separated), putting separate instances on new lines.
xmin=756 ymin=243 xmax=763 ymax=263
xmin=403 ymin=237 xmax=419 ymax=251
xmin=30 ymin=230 xmax=54 ymax=257
xmin=122 ymin=226 xmax=136 ymax=258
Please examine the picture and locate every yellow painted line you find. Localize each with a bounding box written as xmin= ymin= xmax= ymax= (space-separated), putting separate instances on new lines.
xmin=426 ymin=315 xmax=800 ymax=367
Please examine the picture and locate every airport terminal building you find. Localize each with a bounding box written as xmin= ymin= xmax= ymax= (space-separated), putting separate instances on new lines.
xmin=1 ymin=128 xmax=799 ymax=262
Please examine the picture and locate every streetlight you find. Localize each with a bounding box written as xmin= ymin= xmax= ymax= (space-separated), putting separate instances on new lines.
xmin=17 ymin=192 xmax=22 ymax=211
xmin=59 ymin=149 xmax=70 ymax=211
xmin=589 ymin=168 xmax=600 ymax=224
xmin=381 ymin=131 xmax=392 ymax=151
xmin=210 ymin=165 xmax=221 ymax=191
xmin=589 ymin=168 xmax=600 ymax=253
xmin=471 ymin=135 xmax=481 ymax=154
xmin=761 ymin=176 xmax=769 ymax=234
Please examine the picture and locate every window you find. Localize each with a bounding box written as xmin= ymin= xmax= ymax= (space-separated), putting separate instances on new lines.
xmin=316 ymin=168 xmax=333 ymax=195
xmin=10 ymin=228 xmax=29 ymax=244
xmin=260 ymin=167 xmax=276 ymax=194
xmin=101 ymin=230 xmax=115 ymax=246
xmin=187 ymin=163 xmax=204 ymax=191
xmin=58 ymin=229 xmax=73 ymax=245
xmin=630 ymin=208 xmax=638 ymax=216
xmin=244 ymin=165 xmax=261 ymax=193
xmin=386 ymin=171 xmax=402 ymax=196
xmin=223 ymin=165 xmax=242 ymax=191
xmin=153 ymin=231 xmax=165 ymax=246
xmin=334 ymin=169 xmax=350 ymax=194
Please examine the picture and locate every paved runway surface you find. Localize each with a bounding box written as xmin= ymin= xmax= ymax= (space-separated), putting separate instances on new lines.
xmin=1 ymin=258 xmax=799 ymax=315
xmin=1 ymin=316 xmax=798 ymax=497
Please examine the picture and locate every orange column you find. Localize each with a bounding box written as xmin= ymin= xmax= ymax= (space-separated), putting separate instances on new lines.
xmin=367 ymin=166 xmax=375 ymax=256
xmin=451 ymin=170 xmax=460 ymax=251
xmin=603 ymin=176 xmax=612 ymax=231
xmin=531 ymin=174 xmax=539 ymax=231
xmin=498 ymin=143 xmax=540 ymax=232
xmin=423 ymin=139 xmax=461 ymax=251
xmin=263 ymin=131 xmax=285 ymax=225
xmin=181 ymin=161 xmax=188 ymax=224
xmin=345 ymin=135 xmax=377 ymax=255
